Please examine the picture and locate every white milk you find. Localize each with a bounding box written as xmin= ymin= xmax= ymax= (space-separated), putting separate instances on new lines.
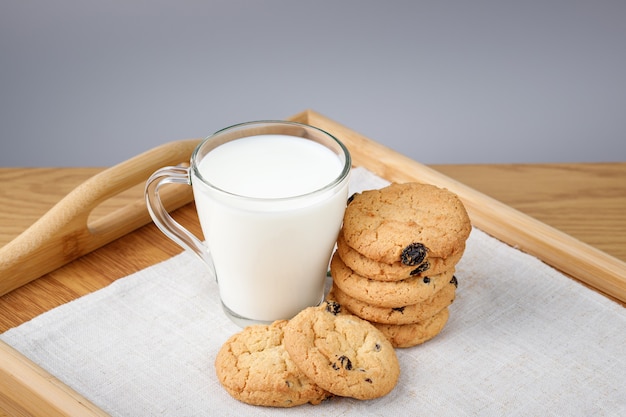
xmin=192 ymin=134 xmax=349 ymax=323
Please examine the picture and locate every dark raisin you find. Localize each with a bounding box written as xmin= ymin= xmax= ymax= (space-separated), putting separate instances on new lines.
xmin=337 ymin=355 xmax=353 ymax=370
xmin=392 ymin=306 xmax=406 ymax=314
xmin=347 ymin=193 xmax=357 ymax=205
xmin=331 ymin=362 xmax=340 ymax=370
xmin=423 ymin=277 xmax=431 ymax=284
xmin=450 ymin=275 xmax=458 ymax=288
xmin=326 ymin=301 xmax=341 ymax=315
xmin=401 ymin=242 xmax=428 ymax=266
xmin=365 ymin=378 xmax=373 ymax=383
xmin=410 ymin=261 xmax=430 ymax=275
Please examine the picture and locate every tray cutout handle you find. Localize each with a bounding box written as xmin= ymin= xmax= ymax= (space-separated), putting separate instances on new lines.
xmin=0 ymin=139 xmax=200 ymax=296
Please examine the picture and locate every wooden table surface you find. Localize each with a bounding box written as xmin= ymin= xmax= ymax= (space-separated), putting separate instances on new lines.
xmin=1 ymin=161 xmax=625 ymax=333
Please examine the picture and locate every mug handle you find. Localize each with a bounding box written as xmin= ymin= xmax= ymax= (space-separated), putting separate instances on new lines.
xmin=145 ymin=166 xmax=216 ymax=280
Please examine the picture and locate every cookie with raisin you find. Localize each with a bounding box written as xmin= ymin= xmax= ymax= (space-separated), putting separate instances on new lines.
xmin=342 ymin=182 xmax=471 ymax=264
xmin=283 ymin=302 xmax=400 ymax=400
xmin=336 ymin=230 xmax=465 ymax=281
xmin=215 ymin=320 xmax=330 ymax=407
xmin=330 ymin=252 xmax=454 ymax=308
xmin=330 ymin=274 xmax=457 ymax=325
xmin=373 ymin=307 xmax=450 ymax=348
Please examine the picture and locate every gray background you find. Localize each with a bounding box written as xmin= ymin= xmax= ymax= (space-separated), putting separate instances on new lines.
xmin=1 ymin=0 xmax=625 ymax=167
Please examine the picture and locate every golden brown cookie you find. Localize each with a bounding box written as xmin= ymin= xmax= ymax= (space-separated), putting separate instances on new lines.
xmin=215 ymin=320 xmax=330 ymax=407
xmin=373 ymin=307 xmax=450 ymax=348
xmin=283 ymin=302 xmax=400 ymax=400
xmin=336 ymin=230 xmax=465 ymax=281
xmin=330 ymin=275 xmax=457 ymax=325
xmin=330 ymin=252 xmax=455 ymax=308
xmin=342 ymin=182 xmax=471 ymax=264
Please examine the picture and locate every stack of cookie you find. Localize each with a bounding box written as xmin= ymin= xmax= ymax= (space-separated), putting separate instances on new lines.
xmin=329 ymin=182 xmax=471 ymax=348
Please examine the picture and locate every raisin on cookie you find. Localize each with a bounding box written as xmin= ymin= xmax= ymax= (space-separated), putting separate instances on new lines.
xmin=283 ymin=302 xmax=400 ymax=400
xmin=342 ymin=182 xmax=471 ymax=264
xmin=330 ymin=252 xmax=455 ymax=308
xmin=329 ymin=275 xmax=457 ymax=325
xmin=336 ymin=230 xmax=465 ymax=281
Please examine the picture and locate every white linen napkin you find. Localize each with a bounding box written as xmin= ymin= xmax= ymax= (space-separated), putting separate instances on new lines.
xmin=2 ymin=167 xmax=625 ymax=416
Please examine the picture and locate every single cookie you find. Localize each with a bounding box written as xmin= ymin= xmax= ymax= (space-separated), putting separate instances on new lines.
xmin=373 ymin=307 xmax=450 ymax=348
xmin=330 ymin=252 xmax=455 ymax=308
xmin=215 ymin=320 xmax=330 ymax=407
xmin=330 ymin=275 xmax=457 ymax=325
xmin=336 ymin=230 xmax=465 ymax=281
xmin=283 ymin=302 xmax=400 ymax=400
xmin=342 ymin=182 xmax=471 ymax=264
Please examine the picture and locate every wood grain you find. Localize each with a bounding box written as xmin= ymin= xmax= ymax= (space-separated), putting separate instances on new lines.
xmin=0 ymin=341 xmax=110 ymax=417
xmin=431 ymin=163 xmax=626 ymax=262
xmin=0 ymin=139 xmax=198 ymax=296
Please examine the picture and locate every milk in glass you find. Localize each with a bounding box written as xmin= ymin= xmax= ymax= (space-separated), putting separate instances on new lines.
xmin=192 ymin=134 xmax=348 ymax=322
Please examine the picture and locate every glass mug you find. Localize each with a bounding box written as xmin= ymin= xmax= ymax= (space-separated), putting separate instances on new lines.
xmin=145 ymin=121 xmax=351 ymax=327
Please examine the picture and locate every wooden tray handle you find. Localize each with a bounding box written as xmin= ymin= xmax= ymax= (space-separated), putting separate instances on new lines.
xmin=0 ymin=139 xmax=200 ymax=296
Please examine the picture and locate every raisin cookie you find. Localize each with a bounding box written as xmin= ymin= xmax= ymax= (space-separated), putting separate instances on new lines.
xmin=283 ymin=302 xmax=400 ymax=400
xmin=330 ymin=252 xmax=455 ymax=308
xmin=330 ymin=275 xmax=457 ymax=325
xmin=215 ymin=320 xmax=330 ymax=407
xmin=336 ymin=230 xmax=465 ymax=281
xmin=373 ymin=307 xmax=450 ymax=348
xmin=342 ymin=182 xmax=471 ymax=264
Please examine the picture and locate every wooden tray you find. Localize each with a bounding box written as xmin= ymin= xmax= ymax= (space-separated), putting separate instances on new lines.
xmin=1 ymin=110 xmax=625 ymax=416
